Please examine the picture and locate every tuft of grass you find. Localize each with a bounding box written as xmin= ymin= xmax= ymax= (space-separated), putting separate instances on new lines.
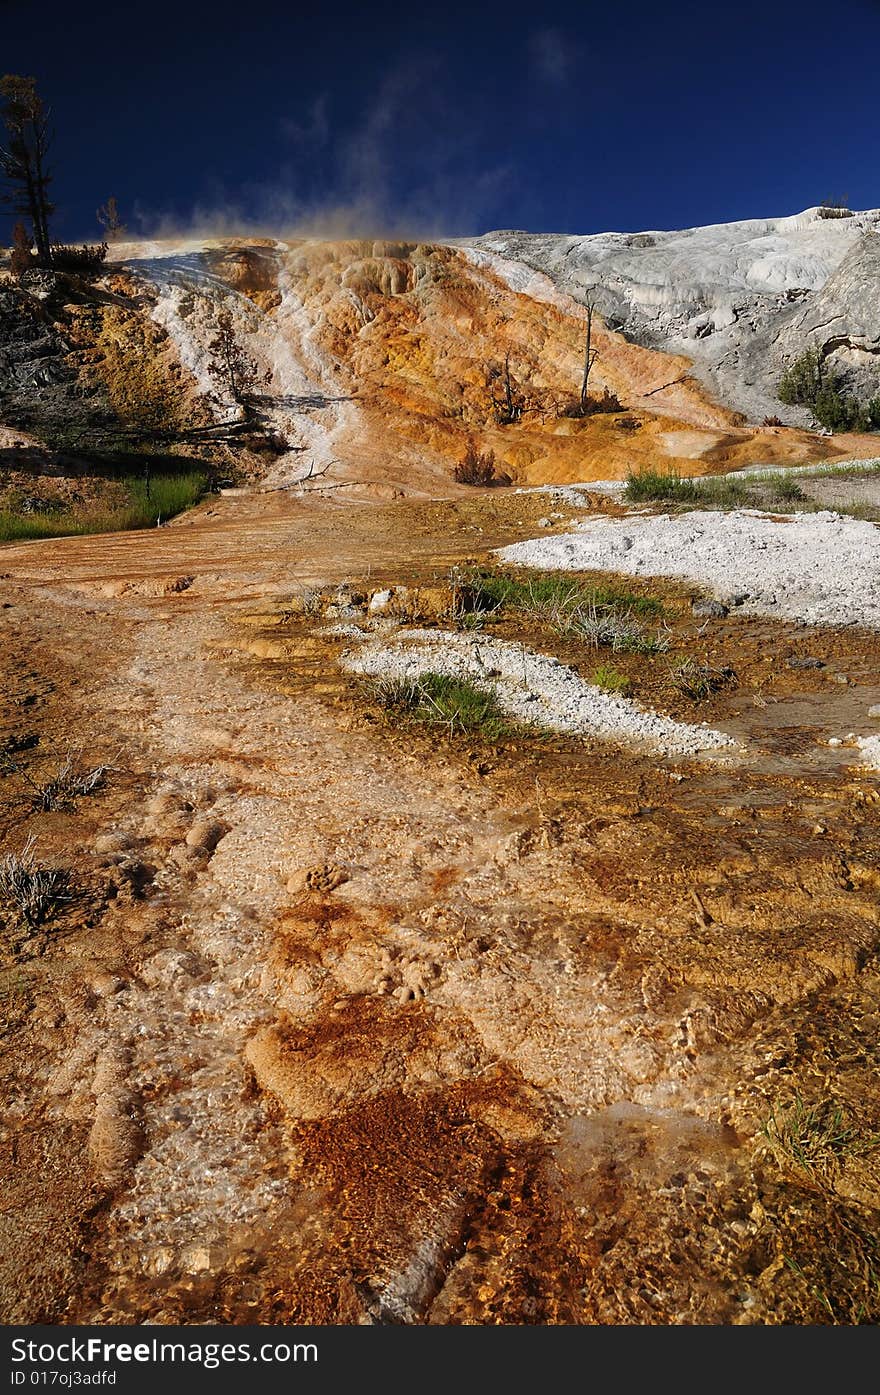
xmin=762 ymin=1093 xmax=880 ymax=1190
xmin=0 ymin=471 xmax=207 ymax=543
xmin=15 ymin=750 xmax=110 ymax=812
xmin=782 ymin=1254 xmax=880 ymax=1326
xmin=560 ymin=602 xmax=669 ymax=655
xmin=671 ymin=658 xmax=737 ymax=701
xmin=366 ymin=671 xmax=519 ymax=741
xmin=734 ymin=458 xmax=880 ymax=484
xmin=459 ymin=569 xmax=669 ymax=658
xmin=693 ymin=477 xmax=750 ymax=508
xmin=834 ymin=500 xmax=880 ymax=522
xmin=770 ymin=476 xmax=805 ymax=504
xmin=623 ymin=459 xmax=880 ymax=520
xmin=0 ymin=837 xmax=70 ymax=931
xmin=623 ymin=468 xmax=699 ymax=504
xmin=591 ymin=664 xmax=632 ymax=695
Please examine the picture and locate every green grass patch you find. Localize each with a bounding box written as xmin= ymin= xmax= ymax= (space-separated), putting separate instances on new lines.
xmin=623 ymin=468 xmax=699 ymax=504
xmin=787 ymin=459 xmax=880 ymax=481
xmin=833 ymin=501 xmax=880 ymax=521
xmin=457 ymin=568 xmax=669 ymax=658
xmin=769 ymin=476 xmax=805 ymax=504
xmin=366 ymin=671 xmax=521 ymax=741
xmin=623 ymin=468 xmax=751 ymax=508
xmin=624 ymin=460 xmax=880 ymax=518
xmin=0 ymin=471 xmax=208 ymax=543
xmin=463 ymin=567 xmax=665 ymax=619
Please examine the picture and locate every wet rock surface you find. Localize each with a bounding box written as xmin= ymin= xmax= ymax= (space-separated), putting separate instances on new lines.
xmin=1 ymin=487 xmax=878 ymax=1325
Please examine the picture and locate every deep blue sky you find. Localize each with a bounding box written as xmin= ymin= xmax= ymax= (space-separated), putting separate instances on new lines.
xmin=2 ymin=0 xmax=879 ymax=240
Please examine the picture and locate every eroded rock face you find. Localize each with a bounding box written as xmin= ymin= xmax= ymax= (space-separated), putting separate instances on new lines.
xmin=7 ymin=220 xmax=874 ymax=517
xmin=463 ymin=206 xmax=880 ymax=423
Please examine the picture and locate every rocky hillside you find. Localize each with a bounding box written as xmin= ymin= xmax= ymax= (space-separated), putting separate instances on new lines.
xmin=1 ymin=213 xmax=878 ymax=514
xmin=465 ymin=206 xmax=880 ymax=427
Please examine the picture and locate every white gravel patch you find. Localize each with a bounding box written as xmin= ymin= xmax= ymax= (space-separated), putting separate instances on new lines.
xmin=498 ymin=509 xmax=880 ymax=629
xmin=857 ymin=734 xmax=880 ymax=771
xmin=342 ymin=629 xmax=735 ymax=758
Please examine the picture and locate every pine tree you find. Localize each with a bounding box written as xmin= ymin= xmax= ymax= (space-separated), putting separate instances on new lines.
xmin=0 ymin=75 xmax=53 ymax=265
xmin=206 ymin=306 xmax=266 ymax=411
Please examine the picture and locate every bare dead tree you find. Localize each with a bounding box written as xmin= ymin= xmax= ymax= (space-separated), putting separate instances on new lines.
xmin=487 ymin=352 xmax=526 ymax=425
xmin=580 ymin=292 xmax=599 ymax=413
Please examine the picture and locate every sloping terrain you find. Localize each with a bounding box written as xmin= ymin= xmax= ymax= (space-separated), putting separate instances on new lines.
xmin=1 ymin=212 xmax=880 ymax=1327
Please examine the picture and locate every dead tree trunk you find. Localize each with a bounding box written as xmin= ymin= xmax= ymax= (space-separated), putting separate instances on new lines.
xmin=580 ymin=300 xmax=599 ymax=413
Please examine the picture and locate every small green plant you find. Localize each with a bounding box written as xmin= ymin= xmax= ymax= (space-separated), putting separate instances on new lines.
xmin=777 ymin=349 xmax=877 ymax=431
xmin=366 ymin=672 xmax=519 ymax=740
xmin=671 ymin=658 xmax=737 ymax=701
xmin=591 ymin=664 xmax=631 ymax=694
xmin=762 ymin=1093 xmax=880 ymax=1189
xmin=561 ymin=603 xmax=669 ymax=655
xmin=456 ymin=609 xmax=487 ymax=632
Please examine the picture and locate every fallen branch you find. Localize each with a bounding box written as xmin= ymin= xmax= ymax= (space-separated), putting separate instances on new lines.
xmin=258 ymin=460 xmax=345 ymax=494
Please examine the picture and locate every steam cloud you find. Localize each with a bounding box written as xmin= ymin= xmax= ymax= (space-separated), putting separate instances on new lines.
xmin=135 ymin=56 xmax=514 ymax=244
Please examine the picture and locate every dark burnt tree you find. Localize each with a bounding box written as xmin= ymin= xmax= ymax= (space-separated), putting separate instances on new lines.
xmin=487 ymin=352 xmax=526 ymax=425
xmin=9 ymin=219 xmax=33 ymax=277
xmin=96 ymin=196 xmax=126 ymax=242
xmin=206 ymin=305 xmax=267 ymax=414
xmin=0 ymin=75 xmax=53 ymax=265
